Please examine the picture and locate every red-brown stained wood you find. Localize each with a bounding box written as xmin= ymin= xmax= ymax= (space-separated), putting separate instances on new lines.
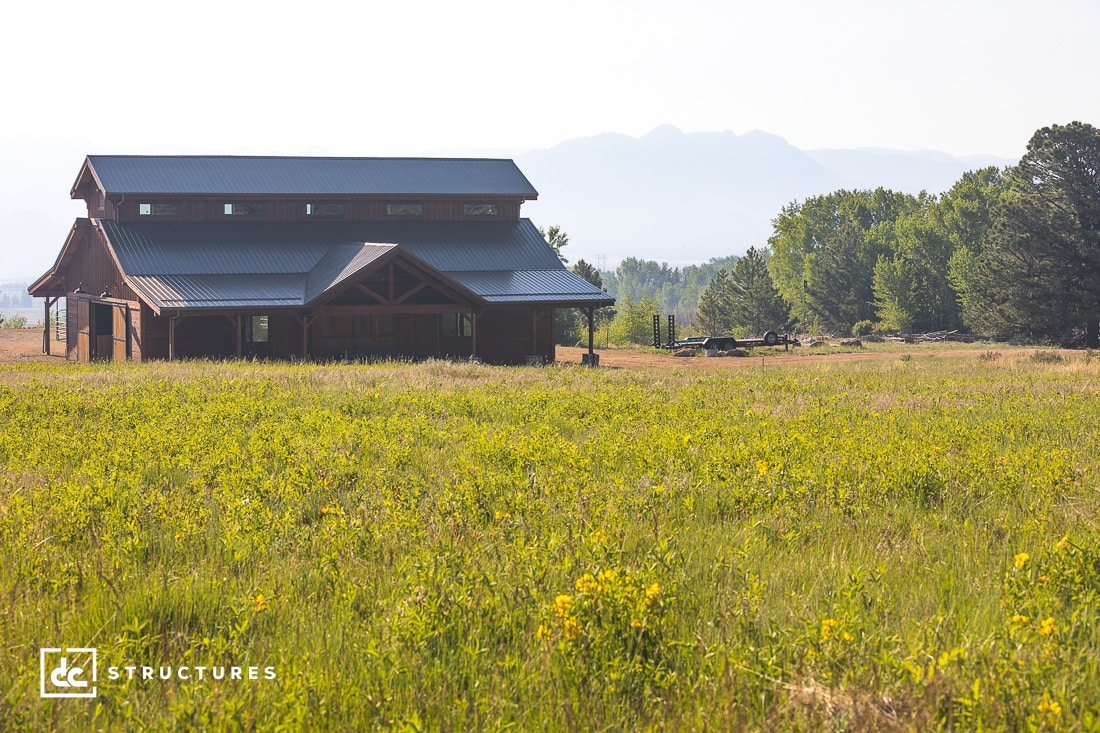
xmin=110 ymin=196 xmax=526 ymax=223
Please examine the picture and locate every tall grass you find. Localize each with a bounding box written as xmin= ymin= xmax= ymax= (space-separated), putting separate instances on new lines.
xmin=1 ymin=351 xmax=1098 ymax=730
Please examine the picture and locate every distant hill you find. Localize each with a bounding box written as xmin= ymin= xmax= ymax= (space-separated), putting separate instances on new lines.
xmin=514 ymin=126 xmax=1014 ymax=267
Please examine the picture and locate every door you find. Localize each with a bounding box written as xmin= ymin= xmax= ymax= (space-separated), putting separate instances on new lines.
xmin=75 ymin=298 xmax=91 ymax=363
xmin=112 ymin=304 xmax=128 ymax=361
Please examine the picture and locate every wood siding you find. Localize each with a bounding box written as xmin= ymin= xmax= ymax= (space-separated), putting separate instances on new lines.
xmin=111 ymin=196 xmax=524 ymax=223
xmin=98 ymin=305 xmax=554 ymax=364
xmin=476 ymin=307 xmax=555 ymax=365
xmin=65 ymin=223 xmax=138 ymax=301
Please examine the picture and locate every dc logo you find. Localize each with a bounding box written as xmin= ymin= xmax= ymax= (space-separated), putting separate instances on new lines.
xmin=40 ymin=648 xmax=97 ymax=698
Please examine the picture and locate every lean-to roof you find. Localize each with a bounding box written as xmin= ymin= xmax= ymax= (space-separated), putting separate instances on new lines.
xmin=93 ymin=219 xmax=611 ymax=312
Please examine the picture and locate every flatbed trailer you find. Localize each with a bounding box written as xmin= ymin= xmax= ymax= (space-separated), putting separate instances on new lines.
xmin=669 ymin=331 xmax=790 ymax=351
xmin=652 ymin=315 xmax=794 ymax=351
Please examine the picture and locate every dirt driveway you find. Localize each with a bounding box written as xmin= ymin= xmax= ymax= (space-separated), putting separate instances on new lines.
xmin=553 ymin=344 xmax=1024 ymax=369
xmin=0 ymin=328 xmax=63 ymax=363
xmin=0 ymin=327 xmax=1033 ymax=369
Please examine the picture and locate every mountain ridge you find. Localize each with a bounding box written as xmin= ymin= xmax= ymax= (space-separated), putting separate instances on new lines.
xmin=512 ymin=126 xmax=1014 ymax=267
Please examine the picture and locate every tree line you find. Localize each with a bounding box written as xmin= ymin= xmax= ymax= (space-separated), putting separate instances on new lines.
xmin=556 ymin=122 xmax=1100 ymax=347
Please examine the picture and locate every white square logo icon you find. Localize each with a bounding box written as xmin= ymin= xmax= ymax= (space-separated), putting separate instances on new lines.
xmin=40 ymin=647 xmax=97 ymax=698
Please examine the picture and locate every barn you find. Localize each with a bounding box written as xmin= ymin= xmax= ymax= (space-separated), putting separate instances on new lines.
xmin=29 ymin=155 xmax=613 ymax=364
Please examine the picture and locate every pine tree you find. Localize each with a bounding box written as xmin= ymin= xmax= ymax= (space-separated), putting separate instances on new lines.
xmin=969 ymin=122 xmax=1100 ymax=344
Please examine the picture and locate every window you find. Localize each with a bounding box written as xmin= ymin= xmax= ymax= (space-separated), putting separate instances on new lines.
xmin=441 ymin=313 xmax=472 ymax=338
xmin=224 ymin=202 xmax=265 ymax=217
xmin=245 ymin=315 xmax=270 ymax=343
xmin=385 ymin=203 xmax=424 ymax=217
xmin=138 ymin=202 xmax=180 ymax=216
xmin=463 ymin=203 xmax=499 ymax=217
xmin=306 ymin=202 xmax=345 ymax=218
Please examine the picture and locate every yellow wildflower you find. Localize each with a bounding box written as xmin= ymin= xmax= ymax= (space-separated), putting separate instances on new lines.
xmin=1057 ymin=534 xmax=1069 ymax=551
xmin=597 ymin=569 xmax=618 ymax=588
xmin=563 ymin=617 xmax=580 ymax=640
xmin=554 ymin=594 xmax=574 ymax=617
xmin=756 ymin=459 xmax=769 ymax=477
xmin=251 ymin=593 xmax=269 ymax=613
xmin=536 ymin=624 xmax=551 ymax=642
xmin=575 ymin=573 xmax=598 ymax=594
xmin=1010 ymin=613 xmax=1031 ymax=626
xmin=1014 ymin=552 xmax=1029 ymax=569
xmin=644 ymin=582 xmax=662 ymax=607
xmin=1038 ymin=617 xmax=1057 ymax=636
xmin=820 ymin=618 xmax=839 ymax=640
xmin=1038 ymin=700 xmax=1063 ymax=716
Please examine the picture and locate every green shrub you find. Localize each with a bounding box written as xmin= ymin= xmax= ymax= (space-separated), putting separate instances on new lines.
xmin=1030 ymin=350 xmax=1064 ymax=364
xmin=851 ymin=320 xmax=875 ymax=337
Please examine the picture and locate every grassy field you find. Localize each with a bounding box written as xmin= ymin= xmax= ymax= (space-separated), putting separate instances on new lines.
xmin=2 ymin=349 xmax=1099 ymax=730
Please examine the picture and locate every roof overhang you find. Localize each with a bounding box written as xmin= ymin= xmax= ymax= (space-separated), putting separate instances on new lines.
xmin=29 ymin=219 xmax=92 ymax=297
xmin=70 ymin=157 xmax=103 ymax=200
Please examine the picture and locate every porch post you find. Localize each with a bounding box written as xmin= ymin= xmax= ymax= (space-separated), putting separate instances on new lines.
xmin=169 ymin=315 xmax=176 ymax=362
xmin=42 ymin=297 xmax=55 ymax=355
xmin=235 ymin=314 xmax=243 ymax=358
xmin=301 ymin=312 xmax=313 ymax=360
xmin=587 ymin=308 xmax=595 ymax=357
xmin=471 ymin=311 xmax=478 ymax=361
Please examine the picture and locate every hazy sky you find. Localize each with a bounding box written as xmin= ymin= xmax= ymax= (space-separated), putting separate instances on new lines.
xmin=3 ymin=0 xmax=1097 ymax=158
xmin=2 ymin=0 xmax=1099 ymax=280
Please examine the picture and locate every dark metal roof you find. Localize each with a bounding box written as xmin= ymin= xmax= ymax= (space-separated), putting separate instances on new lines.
xmin=304 ymin=243 xmax=396 ymax=303
xmin=449 ymin=271 xmax=617 ymax=303
xmin=95 ymin=219 xmax=612 ymax=311
xmin=128 ymin=274 xmax=305 ymax=309
xmin=83 ymin=155 xmax=538 ymax=197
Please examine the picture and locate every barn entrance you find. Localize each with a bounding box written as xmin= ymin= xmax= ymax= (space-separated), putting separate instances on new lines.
xmin=71 ymin=294 xmax=129 ymax=362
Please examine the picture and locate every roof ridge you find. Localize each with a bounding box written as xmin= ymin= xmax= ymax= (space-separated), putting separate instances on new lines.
xmin=86 ymin=154 xmax=518 ymax=163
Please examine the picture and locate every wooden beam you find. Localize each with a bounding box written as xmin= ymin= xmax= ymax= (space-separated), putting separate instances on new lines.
xmin=392 ymin=282 xmax=429 ymax=305
xmin=587 ymin=308 xmax=595 ymax=356
xmin=235 ymin=314 xmax=243 ymax=358
xmin=42 ymin=297 xmax=55 ymax=355
xmin=471 ymin=312 xmax=478 ymax=361
xmin=353 ymin=282 xmax=389 ymax=304
xmin=319 ymin=304 xmax=472 ymax=315
xmin=169 ymin=316 xmax=176 ymax=362
xmin=301 ymin=312 xmax=314 ymax=359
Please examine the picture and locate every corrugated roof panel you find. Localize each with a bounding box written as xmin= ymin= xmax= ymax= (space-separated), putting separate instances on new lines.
xmin=101 ymin=220 xmax=332 ymax=275
xmin=305 ymin=243 xmax=396 ymax=303
xmin=99 ymin=219 xmax=613 ymax=310
xmin=448 ymin=270 xmax=613 ymax=303
xmin=86 ymin=156 xmax=538 ymax=197
xmin=101 ymin=219 xmax=564 ymax=275
xmin=129 ymin=274 xmax=304 ymax=310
